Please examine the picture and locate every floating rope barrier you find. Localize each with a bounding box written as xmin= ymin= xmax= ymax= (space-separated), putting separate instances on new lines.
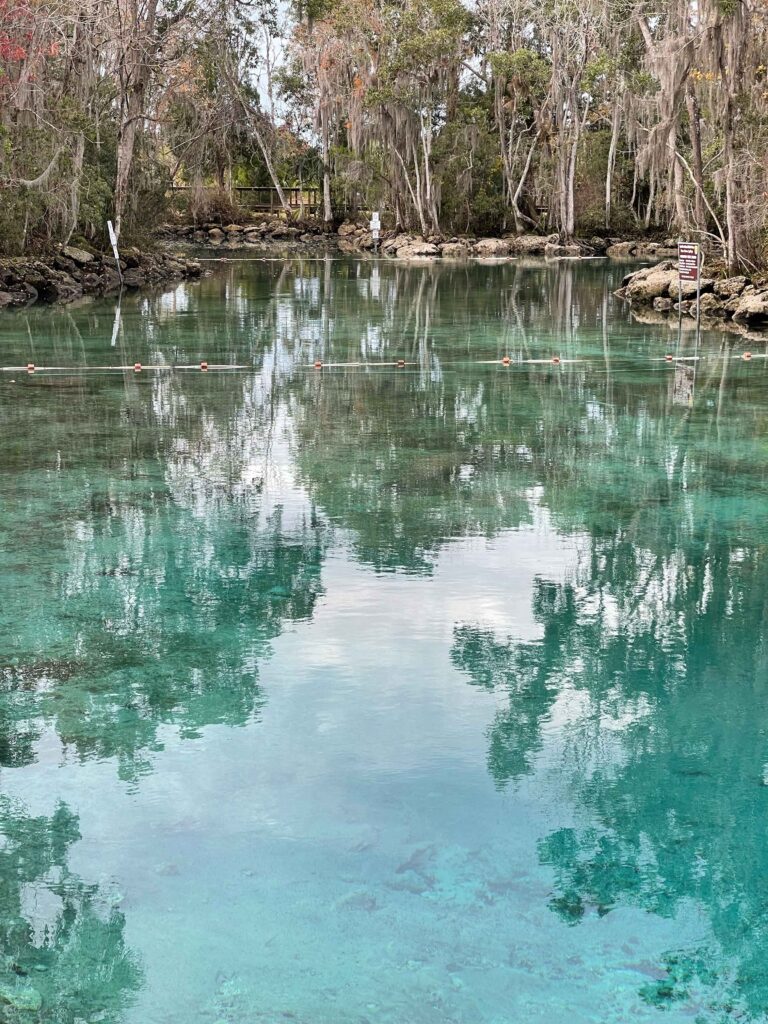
xmin=0 ymin=363 xmax=249 ymax=374
xmin=3 ymin=353 xmax=764 ymax=378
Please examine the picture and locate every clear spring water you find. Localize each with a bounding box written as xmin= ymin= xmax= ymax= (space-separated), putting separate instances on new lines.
xmin=1 ymin=256 xmax=768 ymax=1024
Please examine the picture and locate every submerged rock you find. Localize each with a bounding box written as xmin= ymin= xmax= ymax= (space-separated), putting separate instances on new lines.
xmin=0 ymin=984 xmax=43 ymax=1012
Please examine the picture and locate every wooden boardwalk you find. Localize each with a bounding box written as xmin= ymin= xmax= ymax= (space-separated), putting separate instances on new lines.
xmin=170 ymin=186 xmax=320 ymax=215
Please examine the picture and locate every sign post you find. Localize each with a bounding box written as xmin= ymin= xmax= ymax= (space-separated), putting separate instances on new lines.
xmin=370 ymin=211 xmax=381 ymax=253
xmin=678 ymin=241 xmax=702 ymax=326
xmin=107 ymin=220 xmax=123 ymax=286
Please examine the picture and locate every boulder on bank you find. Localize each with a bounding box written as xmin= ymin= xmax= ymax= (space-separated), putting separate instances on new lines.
xmin=509 ymin=234 xmax=557 ymax=255
xmin=440 ymin=241 xmax=470 ymax=257
xmin=606 ymin=241 xmax=636 ymax=257
xmin=698 ymin=293 xmax=728 ymax=317
xmin=395 ymin=238 xmax=439 ymax=259
xmin=625 ymin=264 xmax=677 ymax=301
xmin=61 ymin=245 xmax=94 ymax=266
xmin=545 ymin=242 xmax=582 ymax=258
xmin=474 ymin=238 xmax=511 ymax=257
xmin=732 ymin=292 xmax=768 ymax=327
xmin=714 ymin=276 xmax=748 ymax=298
xmin=678 ymin=277 xmax=714 ymax=299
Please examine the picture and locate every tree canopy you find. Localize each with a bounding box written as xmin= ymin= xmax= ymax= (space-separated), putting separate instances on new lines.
xmin=0 ymin=0 xmax=766 ymax=265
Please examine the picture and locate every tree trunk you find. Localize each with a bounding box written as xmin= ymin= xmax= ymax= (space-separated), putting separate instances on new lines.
xmin=685 ymin=83 xmax=706 ymax=231
xmin=321 ymin=105 xmax=332 ymax=222
xmin=63 ymin=132 xmax=85 ymax=245
xmin=605 ymin=99 xmax=620 ymax=229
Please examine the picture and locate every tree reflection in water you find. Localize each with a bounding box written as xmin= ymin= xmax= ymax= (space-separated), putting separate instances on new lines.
xmin=2 ymin=257 xmax=767 ymax=1020
xmin=0 ymin=798 xmax=140 ymax=1022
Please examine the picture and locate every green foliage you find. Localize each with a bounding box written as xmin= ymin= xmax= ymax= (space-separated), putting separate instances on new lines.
xmin=488 ymin=47 xmax=549 ymax=94
xmin=434 ymin=92 xmax=506 ymax=235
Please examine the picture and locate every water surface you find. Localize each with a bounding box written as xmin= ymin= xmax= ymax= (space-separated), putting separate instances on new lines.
xmin=1 ymin=257 xmax=768 ymax=1023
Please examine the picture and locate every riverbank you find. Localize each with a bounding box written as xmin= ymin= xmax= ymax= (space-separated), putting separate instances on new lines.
xmin=0 ymin=246 xmax=202 ymax=309
xmin=157 ymin=215 xmax=682 ymax=261
xmin=617 ymin=261 xmax=768 ymax=332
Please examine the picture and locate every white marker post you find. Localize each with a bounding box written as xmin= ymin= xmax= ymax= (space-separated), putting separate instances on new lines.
xmin=370 ymin=211 xmax=381 ymax=253
xmin=107 ymin=219 xmax=123 ymax=285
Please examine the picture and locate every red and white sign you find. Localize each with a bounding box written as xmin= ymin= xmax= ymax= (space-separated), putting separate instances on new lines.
xmin=678 ymin=242 xmax=700 ymax=282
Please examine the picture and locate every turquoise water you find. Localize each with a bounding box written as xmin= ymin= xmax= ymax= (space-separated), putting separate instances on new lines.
xmin=1 ymin=257 xmax=768 ymax=1023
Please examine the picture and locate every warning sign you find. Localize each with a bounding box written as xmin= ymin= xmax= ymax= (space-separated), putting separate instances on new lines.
xmin=678 ymin=242 xmax=700 ymax=282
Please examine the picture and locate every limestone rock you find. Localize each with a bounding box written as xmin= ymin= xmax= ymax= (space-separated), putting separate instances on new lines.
xmin=732 ymin=291 xmax=768 ymax=326
xmin=545 ymin=242 xmax=581 ymax=258
xmin=61 ymin=245 xmax=94 ymax=265
xmin=678 ymin=277 xmax=714 ymax=299
xmin=337 ymin=221 xmax=358 ymax=237
xmin=122 ymin=267 xmax=146 ymax=288
xmin=653 ymin=296 xmax=673 ymax=312
xmin=509 ymin=234 xmax=554 ymax=255
xmin=382 ymin=233 xmax=414 ymax=253
xmin=208 ymin=228 xmax=224 ymax=244
xmin=395 ymin=239 xmax=439 ymax=259
xmin=626 ymin=267 xmax=677 ymax=302
xmin=474 ymin=237 xmax=511 ymax=257
xmin=633 ymin=242 xmax=660 ymax=257
xmin=0 ymin=290 xmax=14 ymax=307
xmin=82 ymin=273 xmax=101 ymax=292
xmin=714 ymin=275 xmax=748 ymax=298
xmin=698 ymin=292 xmax=728 ymax=317
xmin=606 ymin=241 xmax=636 ymax=257
xmin=440 ymin=241 xmax=470 ymax=257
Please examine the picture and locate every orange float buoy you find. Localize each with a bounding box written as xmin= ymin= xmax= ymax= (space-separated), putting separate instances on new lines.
xmin=200 ymin=361 xmax=208 ymax=371
xmin=665 ymin=354 xmax=673 ymax=362
xmin=26 ymin=363 xmax=35 ymax=373
xmin=314 ymin=360 xmax=322 ymax=369
xmin=134 ymin=362 xmax=142 ymax=372
xmin=743 ymin=351 xmax=752 ymax=360
xmin=501 ymin=356 xmax=511 ymax=366
xmin=396 ymin=359 xmax=405 ymax=368
xmin=552 ymin=355 xmax=561 ymax=365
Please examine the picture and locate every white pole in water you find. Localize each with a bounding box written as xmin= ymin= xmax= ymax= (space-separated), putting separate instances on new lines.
xmin=370 ymin=211 xmax=381 ymax=254
xmin=107 ymin=220 xmax=123 ymax=286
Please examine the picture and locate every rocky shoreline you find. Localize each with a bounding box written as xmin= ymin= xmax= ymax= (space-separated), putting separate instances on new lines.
xmin=0 ymin=245 xmax=202 ymax=309
xmin=156 ymin=218 xmax=336 ymax=254
xmin=158 ymin=215 xmax=682 ymax=261
xmin=617 ymin=261 xmax=768 ymax=331
xmin=335 ymin=225 xmax=681 ymax=260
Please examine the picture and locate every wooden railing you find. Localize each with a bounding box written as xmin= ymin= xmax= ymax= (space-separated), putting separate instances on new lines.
xmin=169 ymin=185 xmax=320 ymax=214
